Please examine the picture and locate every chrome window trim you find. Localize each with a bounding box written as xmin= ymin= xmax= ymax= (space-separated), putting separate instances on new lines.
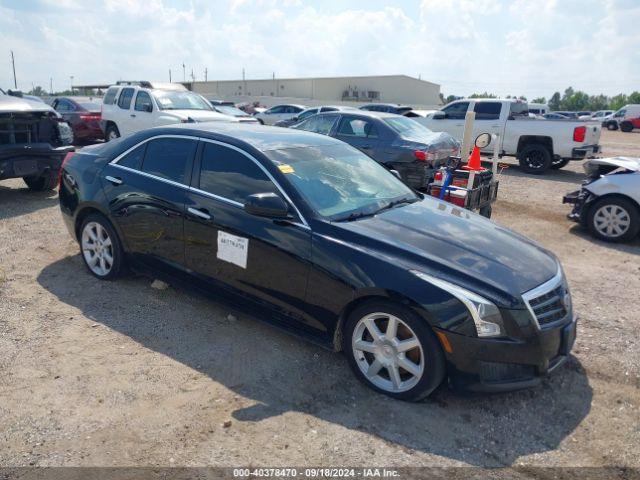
xmin=521 ymin=263 xmax=564 ymax=330
xmin=107 ymin=134 xmax=310 ymax=230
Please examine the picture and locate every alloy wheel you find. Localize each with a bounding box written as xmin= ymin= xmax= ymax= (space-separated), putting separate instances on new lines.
xmin=81 ymin=221 xmax=114 ymax=276
xmin=593 ymin=204 xmax=630 ymax=238
xmin=351 ymin=312 xmax=424 ymax=393
xmin=524 ymin=150 xmax=545 ymax=170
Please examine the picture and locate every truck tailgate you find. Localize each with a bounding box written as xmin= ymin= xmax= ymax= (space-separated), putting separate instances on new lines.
xmin=584 ymin=123 xmax=601 ymax=145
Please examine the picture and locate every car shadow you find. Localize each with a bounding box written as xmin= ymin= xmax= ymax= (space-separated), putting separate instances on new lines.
xmin=0 ymin=183 xmax=59 ymax=220
xmin=37 ymin=255 xmax=593 ymax=467
xmin=568 ymin=224 xmax=640 ymax=255
xmin=491 ymin=160 xmax=586 ymax=186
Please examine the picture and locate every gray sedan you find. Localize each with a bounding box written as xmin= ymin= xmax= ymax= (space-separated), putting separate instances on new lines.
xmin=291 ymin=110 xmax=460 ymax=189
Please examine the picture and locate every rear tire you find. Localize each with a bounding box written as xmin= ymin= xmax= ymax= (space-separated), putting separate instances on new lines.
xmin=105 ymin=124 xmax=120 ymax=142
xmin=518 ymin=143 xmax=552 ymax=174
xmin=23 ymin=170 xmax=58 ymax=191
xmin=343 ymin=300 xmax=446 ymax=401
xmin=587 ymin=197 xmax=639 ymax=243
xmin=551 ymin=158 xmax=571 ymax=170
xmin=607 ymin=121 xmax=618 ymax=131
xmin=79 ymin=213 xmax=125 ymax=280
xmin=256 ymin=118 xmax=264 ymax=125
xmin=620 ymin=121 xmax=634 ymax=133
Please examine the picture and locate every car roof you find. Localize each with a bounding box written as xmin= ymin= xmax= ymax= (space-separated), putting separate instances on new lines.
xmin=318 ymin=109 xmax=399 ymax=120
xmin=271 ymin=104 xmax=307 ymax=109
xmin=146 ymin=122 xmax=344 ymax=152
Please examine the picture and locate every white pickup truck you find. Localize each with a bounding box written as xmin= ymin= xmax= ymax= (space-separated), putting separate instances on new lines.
xmin=415 ymin=98 xmax=602 ymax=174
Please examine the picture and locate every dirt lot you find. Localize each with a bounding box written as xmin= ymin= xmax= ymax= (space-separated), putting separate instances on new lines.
xmin=0 ymin=130 xmax=639 ymax=469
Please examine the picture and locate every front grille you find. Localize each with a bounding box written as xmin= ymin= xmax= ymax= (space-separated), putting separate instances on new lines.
xmin=528 ymin=285 xmax=567 ymax=326
xmin=522 ymin=268 xmax=570 ymax=329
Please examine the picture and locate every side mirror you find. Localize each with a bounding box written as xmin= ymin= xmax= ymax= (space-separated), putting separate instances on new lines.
xmin=390 ymin=169 xmax=402 ymax=179
xmin=144 ymin=103 xmax=153 ymax=113
xmin=291 ymin=116 xmax=298 ymax=121
xmin=475 ymin=133 xmax=492 ymax=148
xmin=432 ymin=111 xmax=446 ymax=120
xmin=244 ymin=192 xmax=290 ymax=218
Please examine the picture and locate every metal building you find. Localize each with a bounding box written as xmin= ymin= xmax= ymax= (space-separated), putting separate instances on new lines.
xmin=189 ymin=74 xmax=441 ymax=109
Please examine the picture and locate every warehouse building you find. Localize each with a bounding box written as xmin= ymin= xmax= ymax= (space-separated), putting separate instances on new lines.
xmin=189 ymin=74 xmax=441 ymax=109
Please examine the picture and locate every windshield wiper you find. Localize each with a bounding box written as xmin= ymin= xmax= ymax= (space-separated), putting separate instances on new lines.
xmin=375 ymin=197 xmax=418 ymax=214
xmin=334 ymin=210 xmax=378 ymax=222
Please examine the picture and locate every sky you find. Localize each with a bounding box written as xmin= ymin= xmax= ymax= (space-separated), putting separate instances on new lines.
xmin=1 ymin=0 xmax=639 ymax=99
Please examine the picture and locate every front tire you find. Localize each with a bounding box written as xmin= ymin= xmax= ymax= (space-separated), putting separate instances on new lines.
xmin=344 ymin=300 xmax=446 ymax=401
xmin=23 ymin=170 xmax=58 ymax=191
xmin=518 ymin=143 xmax=552 ymax=174
xmin=587 ymin=197 xmax=639 ymax=243
xmin=607 ymin=121 xmax=618 ymax=131
xmin=105 ymin=124 xmax=120 ymax=142
xmin=79 ymin=214 xmax=124 ymax=279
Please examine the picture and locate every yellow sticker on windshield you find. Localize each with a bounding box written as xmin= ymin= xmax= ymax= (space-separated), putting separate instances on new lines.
xmin=278 ymin=164 xmax=295 ymax=174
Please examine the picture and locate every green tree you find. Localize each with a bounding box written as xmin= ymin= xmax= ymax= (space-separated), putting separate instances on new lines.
xmin=28 ymin=85 xmax=46 ymax=96
xmin=563 ymin=91 xmax=590 ymax=111
xmin=609 ymin=94 xmax=628 ymax=111
xmin=628 ymin=91 xmax=640 ymax=104
xmin=548 ymin=92 xmax=561 ymax=110
xmin=531 ymin=97 xmax=546 ymax=104
xmin=468 ymin=91 xmax=497 ymax=98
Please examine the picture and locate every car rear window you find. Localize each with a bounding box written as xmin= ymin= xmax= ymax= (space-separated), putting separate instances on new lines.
xmin=509 ymin=102 xmax=529 ymax=117
xmin=80 ymin=102 xmax=101 ymax=111
xmin=141 ymin=138 xmax=197 ymax=184
xmin=474 ymin=102 xmax=502 ymax=120
xmin=117 ymin=143 xmax=147 ymax=170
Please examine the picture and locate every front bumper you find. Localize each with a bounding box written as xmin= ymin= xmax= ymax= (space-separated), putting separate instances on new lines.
xmin=440 ymin=315 xmax=577 ymax=393
xmin=572 ymin=144 xmax=600 ymax=159
xmin=563 ymin=188 xmax=592 ymax=224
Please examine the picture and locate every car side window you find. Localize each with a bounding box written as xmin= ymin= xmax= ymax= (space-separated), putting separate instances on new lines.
xmin=320 ymin=107 xmax=337 ymax=112
xmin=337 ymin=117 xmax=378 ymax=138
xmin=473 ymin=102 xmax=501 ymax=120
xmin=141 ymin=138 xmax=196 ymax=184
xmin=442 ymin=102 xmax=470 ymax=120
xmin=198 ymin=143 xmax=278 ymax=204
xmin=615 ymin=110 xmax=625 ymax=117
xmin=118 ymin=88 xmax=135 ymax=110
xmin=315 ymin=115 xmax=339 ymax=135
xmin=134 ymin=91 xmax=153 ymax=112
xmin=298 ymin=109 xmax=317 ymax=120
xmin=117 ymin=143 xmax=147 ymax=170
xmin=103 ymin=87 xmax=118 ymax=105
xmin=56 ymin=100 xmax=74 ymax=112
xmin=268 ymin=106 xmax=284 ymax=114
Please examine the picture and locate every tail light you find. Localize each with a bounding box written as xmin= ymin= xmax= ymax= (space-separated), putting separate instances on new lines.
xmin=414 ymin=150 xmax=437 ymax=162
xmin=80 ymin=113 xmax=101 ymax=121
xmin=573 ymin=126 xmax=586 ymax=142
xmin=58 ymin=151 xmax=76 ymax=189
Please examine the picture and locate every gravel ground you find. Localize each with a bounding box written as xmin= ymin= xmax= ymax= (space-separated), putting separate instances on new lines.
xmin=0 ymin=130 xmax=638 ymax=469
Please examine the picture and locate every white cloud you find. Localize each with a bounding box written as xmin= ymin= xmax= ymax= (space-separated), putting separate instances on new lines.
xmin=1 ymin=0 xmax=638 ymax=98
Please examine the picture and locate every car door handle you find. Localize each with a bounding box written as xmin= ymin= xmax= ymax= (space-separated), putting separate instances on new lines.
xmin=361 ymin=145 xmax=372 ymax=149
xmin=130 ymin=114 xmax=136 ymax=118
xmin=105 ymin=175 xmax=122 ymax=185
xmin=188 ymin=207 xmax=212 ymax=220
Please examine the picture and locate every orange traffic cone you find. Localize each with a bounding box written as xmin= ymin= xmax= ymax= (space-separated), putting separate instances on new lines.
xmin=462 ymin=146 xmax=482 ymax=170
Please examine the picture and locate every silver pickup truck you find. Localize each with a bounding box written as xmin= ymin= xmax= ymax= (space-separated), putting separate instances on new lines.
xmin=1 ymin=90 xmax=74 ymax=190
xmin=415 ymin=98 xmax=601 ymax=174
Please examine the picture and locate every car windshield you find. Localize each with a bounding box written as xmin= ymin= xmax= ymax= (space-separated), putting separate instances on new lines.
xmin=265 ymin=144 xmax=418 ymax=221
xmin=80 ymin=102 xmax=101 ymax=110
xmin=153 ymin=90 xmax=212 ymax=111
xmin=383 ymin=116 xmax=433 ymax=141
xmin=214 ymin=105 xmax=247 ymax=116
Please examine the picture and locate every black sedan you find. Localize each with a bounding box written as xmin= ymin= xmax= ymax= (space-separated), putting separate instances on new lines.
xmin=51 ymin=97 xmax=103 ymax=143
xmin=291 ymin=111 xmax=459 ymax=190
xmin=59 ymin=123 xmax=576 ymax=401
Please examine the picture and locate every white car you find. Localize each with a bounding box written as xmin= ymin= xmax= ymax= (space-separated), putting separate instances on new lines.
xmin=415 ymin=98 xmax=601 ymax=174
xmin=603 ymin=104 xmax=640 ymax=131
xmin=579 ymin=110 xmax=613 ymax=122
xmin=101 ymin=82 xmax=252 ymax=140
xmin=564 ymin=157 xmax=640 ymax=242
xmin=253 ymin=104 xmax=306 ymax=125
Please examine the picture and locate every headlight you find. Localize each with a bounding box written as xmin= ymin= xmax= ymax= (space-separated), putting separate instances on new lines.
xmin=411 ymin=270 xmax=503 ymax=338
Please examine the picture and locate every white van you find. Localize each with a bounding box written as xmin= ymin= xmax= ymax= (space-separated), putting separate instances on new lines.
xmin=528 ymin=103 xmax=549 ymax=115
xmin=101 ymin=81 xmax=252 ymax=140
xmin=604 ymin=105 xmax=640 ymax=131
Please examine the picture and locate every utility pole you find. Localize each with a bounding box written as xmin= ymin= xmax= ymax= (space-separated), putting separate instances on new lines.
xmin=70 ymin=75 xmax=74 ymax=93
xmin=169 ymin=69 xmax=172 ymax=82
xmin=50 ymin=77 xmax=53 ymax=95
xmin=242 ymin=68 xmax=246 ymax=95
xmin=190 ymin=69 xmax=195 ymax=83
xmin=204 ymin=68 xmax=208 ymax=82
xmin=10 ymin=50 xmax=17 ymax=89
xmin=182 ymin=63 xmax=186 ymax=82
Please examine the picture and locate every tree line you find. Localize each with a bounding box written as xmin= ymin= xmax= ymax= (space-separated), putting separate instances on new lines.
xmin=440 ymin=87 xmax=640 ymax=112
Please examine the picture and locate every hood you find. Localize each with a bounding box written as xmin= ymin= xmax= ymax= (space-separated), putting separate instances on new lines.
xmin=584 ymin=157 xmax=640 ymax=173
xmin=165 ymin=110 xmax=239 ymax=123
xmin=0 ymin=94 xmax=56 ymax=114
xmin=332 ymin=198 xmax=558 ymax=300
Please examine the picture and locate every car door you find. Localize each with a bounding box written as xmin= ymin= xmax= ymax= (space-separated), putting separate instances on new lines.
xmin=183 ymin=140 xmax=317 ymax=330
xmin=115 ymin=87 xmax=136 ymax=136
xmin=430 ymin=101 xmax=470 ymax=140
xmin=101 ymin=135 xmax=197 ymax=270
xmin=333 ymin=115 xmax=382 ymax=160
xmin=471 ymin=101 xmax=503 ymax=152
xmin=262 ymin=105 xmax=284 ymax=125
xmin=132 ymin=90 xmax=155 ymax=130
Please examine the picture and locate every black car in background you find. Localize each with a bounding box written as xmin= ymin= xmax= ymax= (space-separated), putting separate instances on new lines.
xmin=59 ymin=123 xmax=576 ymax=401
xmin=291 ymin=110 xmax=460 ymax=189
xmin=51 ymin=97 xmax=103 ymax=143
